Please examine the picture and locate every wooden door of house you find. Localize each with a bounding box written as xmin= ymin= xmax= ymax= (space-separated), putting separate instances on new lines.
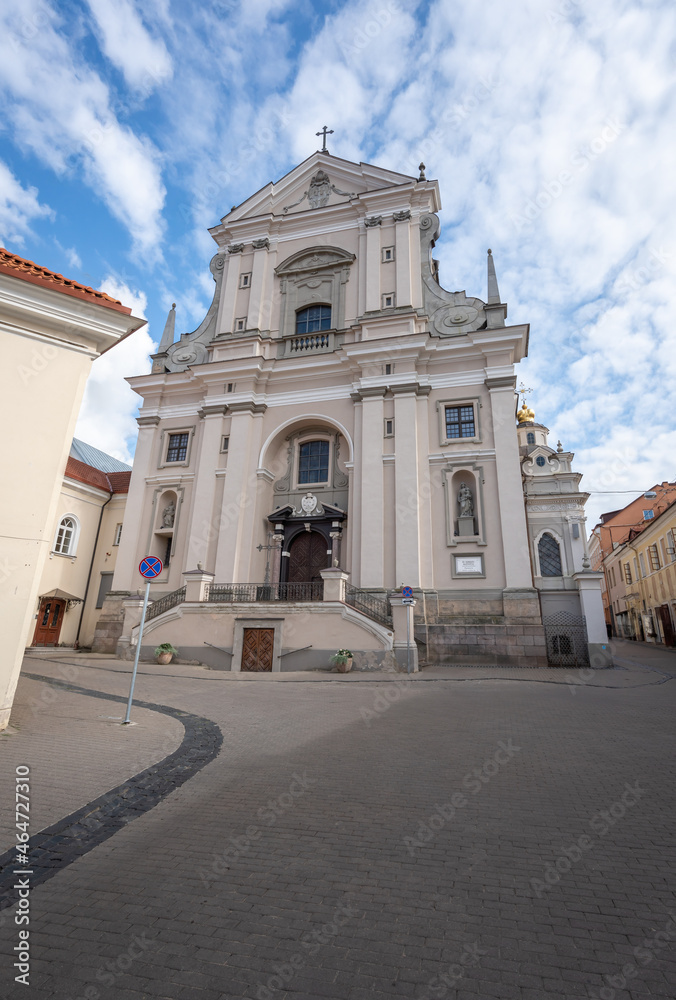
xmin=288 ymin=531 xmax=326 ymax=582
xmin=241 ymin=628 xmax=274 ymax=671
xmin=32 ymin=599 xmax=66 ymax=646
xmin=657 ymin=605 xmax=675 ymax=647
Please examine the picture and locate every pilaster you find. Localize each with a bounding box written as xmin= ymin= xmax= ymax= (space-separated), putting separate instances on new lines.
xmin=365 ymin=222 xmax=381 ymax=313
xmin=188 ymin=406 xmax=226 ymax=570
xmin=486 ymin=378 xmax=533 ymax=589
xmin=214 ymin=402 xmax=267 ymax=582
xmin=359 ymin=391 xmax=385 ymax=587
xmin=393 ymin=389 xmax=420 ymax=587
xmin=112 ymin=416 xmax=160 ymax=593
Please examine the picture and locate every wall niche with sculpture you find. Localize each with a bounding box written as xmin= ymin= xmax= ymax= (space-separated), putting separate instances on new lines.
xmin=153 ymin=489 xmax=178 ymax=570
xmin=442 ymin=466 xmax=486 ymax=547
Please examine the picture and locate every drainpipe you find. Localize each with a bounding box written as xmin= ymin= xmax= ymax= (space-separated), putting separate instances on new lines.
xmin=75 ymin=489 xmax=114 ymax=648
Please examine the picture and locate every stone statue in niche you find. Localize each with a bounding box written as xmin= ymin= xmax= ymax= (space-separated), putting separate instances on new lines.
xmin=162 ymin=501 xmax=176 ymax=528
xmin=457 ymin=483 xmax=474 ymax=518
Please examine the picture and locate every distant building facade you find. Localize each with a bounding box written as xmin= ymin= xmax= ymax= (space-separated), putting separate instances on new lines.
xmin=0 ymin=249 xmax=144 ymax=729
xmin=29 ymin=441 xmax=130 ymax=649
xmin=590 ymin=483 xmax=676 ymax=643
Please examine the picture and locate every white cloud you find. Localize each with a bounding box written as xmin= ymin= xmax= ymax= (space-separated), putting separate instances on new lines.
xmin=74 ymin=278 xmax=154 ymax=464
xmin=0 ymin=159 xmax=53 ymax=245
xmin=86 ymin=0 xmax=173 ymax=92
xmin=0 ymin=1 xmax=166 ymax=254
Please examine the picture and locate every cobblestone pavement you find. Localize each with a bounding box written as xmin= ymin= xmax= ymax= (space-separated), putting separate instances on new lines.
xmin=0 ymin=672 xmax=184 ymax=853
xmin=0 ymin=646 xmax=675 ymax=999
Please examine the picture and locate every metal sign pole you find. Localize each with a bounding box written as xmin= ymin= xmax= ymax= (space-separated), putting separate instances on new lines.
xmin=406 ymin=604 xmax=411 ymax=675
xmin=123 ymin=580 xmax=151 ymax=725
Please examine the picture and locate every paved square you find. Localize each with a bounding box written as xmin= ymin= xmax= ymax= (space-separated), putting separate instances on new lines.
xmin=1 ymin=646 xmax=675 ymax=999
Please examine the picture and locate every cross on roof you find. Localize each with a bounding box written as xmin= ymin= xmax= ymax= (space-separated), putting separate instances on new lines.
xmin=316 ymin=125 xmax=334 ymax=153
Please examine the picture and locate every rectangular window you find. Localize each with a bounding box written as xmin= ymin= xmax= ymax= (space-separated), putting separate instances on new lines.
xmin=221 ymin=435 xmax=229 ymax=453
xmin=385 ymin=363 xmax=392 ymax=375
xmin=239 ymin=272 xmax=251 ymax=288
xmin=381 ymin=292 xmax=395 ymax=308
xmin=113 ymin=523 xmax=122 ymax=546
xmin=643 ymin=509 xmax=655 ymax=520
xmin=623 ymin=562 xmax=632 ymax=584
xmin=648 ymin=544 xmax=660 ymax=571
xmin=445 ymin=405 xmax=476 ymax=439
xmin=298 ymin=440 xmax=329 ymax=484
xmin=227 ymin=382 xmax=235 ymax=393
xmin=166 ymin=432 xmax=189 ymax=463
xmin=382 ymin=246 xmax=395 ymax=262
xmin=384 ymin=418 xmax=394 ymax=437
xmin=234 ymin=318 xmax=246 ymax=332
xmin=639 ymin=553 xmax=646 ymax=577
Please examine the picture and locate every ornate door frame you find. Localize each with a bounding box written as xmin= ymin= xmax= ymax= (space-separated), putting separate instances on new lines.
xmin=231 ymin=618 xmax=283 ymax=673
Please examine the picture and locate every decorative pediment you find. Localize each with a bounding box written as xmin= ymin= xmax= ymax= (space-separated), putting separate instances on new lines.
xmin=210 ymin=152 xmax=421 ymax=228
xmin=276 ymin=246 xmax=355 ymax=277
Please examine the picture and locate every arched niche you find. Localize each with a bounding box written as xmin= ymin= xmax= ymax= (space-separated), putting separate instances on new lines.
xmin=441 ymin=463 xmax=487 ymax=547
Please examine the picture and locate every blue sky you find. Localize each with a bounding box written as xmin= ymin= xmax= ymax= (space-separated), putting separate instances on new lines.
xmin=1 ymin=0 xmax=674 ymax=526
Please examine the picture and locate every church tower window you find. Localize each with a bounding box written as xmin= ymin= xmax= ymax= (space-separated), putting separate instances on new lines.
xmin=445 ymin=405 xmax=475 ymax=439
xmin=166 ymin=433 xmax=189 ymax=463
xmin=538 ymin=533 xmax=562 ymax=576
xmin=298 ymin=440 xmax=329 ymax=484
xmin=527 ymin=432 xmax=535 ymax=444
xmin=536 ymin=455 xmax=546 ymax=467
xmin=296 ymin=305 xmax=331 ymax=335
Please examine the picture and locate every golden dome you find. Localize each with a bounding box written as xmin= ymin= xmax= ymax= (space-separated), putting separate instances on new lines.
xmin=517 ymin=402 xmax=535 ymax=424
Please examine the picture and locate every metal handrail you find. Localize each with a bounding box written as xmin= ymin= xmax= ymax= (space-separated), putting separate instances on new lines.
xmin=344 ymin=585 xmax=392 ymax=627
xmin=146 ymin=586 xmax=186 ymax=621
xmin=206 ymin=581 xmax=324 ymax=603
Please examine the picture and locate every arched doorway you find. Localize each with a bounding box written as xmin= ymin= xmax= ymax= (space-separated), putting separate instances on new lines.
xmin=288 ymin=531 xmax=327 ymax=582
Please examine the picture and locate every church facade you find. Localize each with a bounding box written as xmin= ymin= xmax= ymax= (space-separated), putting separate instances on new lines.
xmin=100 ymin=150 xmax=607 ymax=671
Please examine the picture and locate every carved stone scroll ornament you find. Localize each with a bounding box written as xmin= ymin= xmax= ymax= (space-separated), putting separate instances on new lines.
xmin=282 ymin=170 xmax=356 ymax=214
xmin=291 ymin=493 xmax=325 ymax=517
xmin=273 ymin=436 xmax=295 ymax=494
xmin=364 ymin=215 xmax=382 ymax=227
xmin=163 ymin=253 xmax=225 ymax=372
xmin=419 ymin=214 xmax=487 ymax=337
xmin=332 ymin=435 xmax=349 ymax=488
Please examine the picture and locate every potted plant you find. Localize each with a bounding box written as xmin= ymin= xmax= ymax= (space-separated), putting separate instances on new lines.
xmin=330 ymin=648 xmax=353 ymax=673
xmin=155 ymin=642 xmax=178 ymax=665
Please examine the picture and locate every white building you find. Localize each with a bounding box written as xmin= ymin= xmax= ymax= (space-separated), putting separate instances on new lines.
xmin=97 ymin=149 xmax=607 ymax=671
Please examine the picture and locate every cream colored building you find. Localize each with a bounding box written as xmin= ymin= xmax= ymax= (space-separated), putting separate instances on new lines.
xmin=0 ymin=249 xmax=144 ymax=729
xmin=29 ymin=440 xmax=131 ymax=649
xmin=603 ymin=491 xmax=676 ymax=646
xmin=97 ymin=151 xmax=605 ymax=671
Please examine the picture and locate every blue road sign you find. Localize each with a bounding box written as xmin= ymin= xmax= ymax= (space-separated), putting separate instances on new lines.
xmin=139 ymin=555 xmax=163 ymax=579
xmin=402 ymin=586 xmax=413 ymax=599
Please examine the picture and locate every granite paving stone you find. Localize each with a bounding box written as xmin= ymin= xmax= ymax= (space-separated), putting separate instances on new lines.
xmin=0 ymin=641 xmax=674 ymax=997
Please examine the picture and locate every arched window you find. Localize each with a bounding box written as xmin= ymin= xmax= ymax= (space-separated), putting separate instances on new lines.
xmin=527 ymin=432 xmax=535 ymax=444
xmin=538 ymin=533 xmax=562 ymax=576
xmin=296 ymin=305 xmax=331 ymax=334
xmin=53 ymin=515 xmax=79 ymax=556
xmin=298 ymin=440 xmax=329 ymax=484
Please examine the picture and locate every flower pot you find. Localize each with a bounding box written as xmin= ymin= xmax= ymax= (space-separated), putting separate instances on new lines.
xmin=157 ymin=652 xmax=173 ymax=664
xmin=335 ymin=657 xmax=353 ymax=673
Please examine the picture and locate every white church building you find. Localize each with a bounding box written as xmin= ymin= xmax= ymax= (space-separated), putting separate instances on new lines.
xmin=95 ymin=148 xmax=609 ymax=671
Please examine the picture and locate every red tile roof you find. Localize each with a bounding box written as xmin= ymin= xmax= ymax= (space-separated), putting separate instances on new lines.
xmin=65 ymin=457 xmax=131 ymax=493
xmin=0 ymin=248 xmax=132 ymax=314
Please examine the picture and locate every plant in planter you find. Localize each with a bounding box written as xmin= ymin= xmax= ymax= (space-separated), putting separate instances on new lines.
xmin=330 ymin=648 xmax=353 ymax=673
xmin=155 ymin=642 xmax=178 ymax=664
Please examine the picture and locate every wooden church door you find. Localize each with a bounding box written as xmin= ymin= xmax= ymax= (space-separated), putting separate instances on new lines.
xmin=288 ymin=531 xmax=327 ymax=582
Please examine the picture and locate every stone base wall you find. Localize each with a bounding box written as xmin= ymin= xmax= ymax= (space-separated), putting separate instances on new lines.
xmin=419 ymin=623 xmax=548 ymax=667
xmin=91 ymin=592 xmax=129 ymax=654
